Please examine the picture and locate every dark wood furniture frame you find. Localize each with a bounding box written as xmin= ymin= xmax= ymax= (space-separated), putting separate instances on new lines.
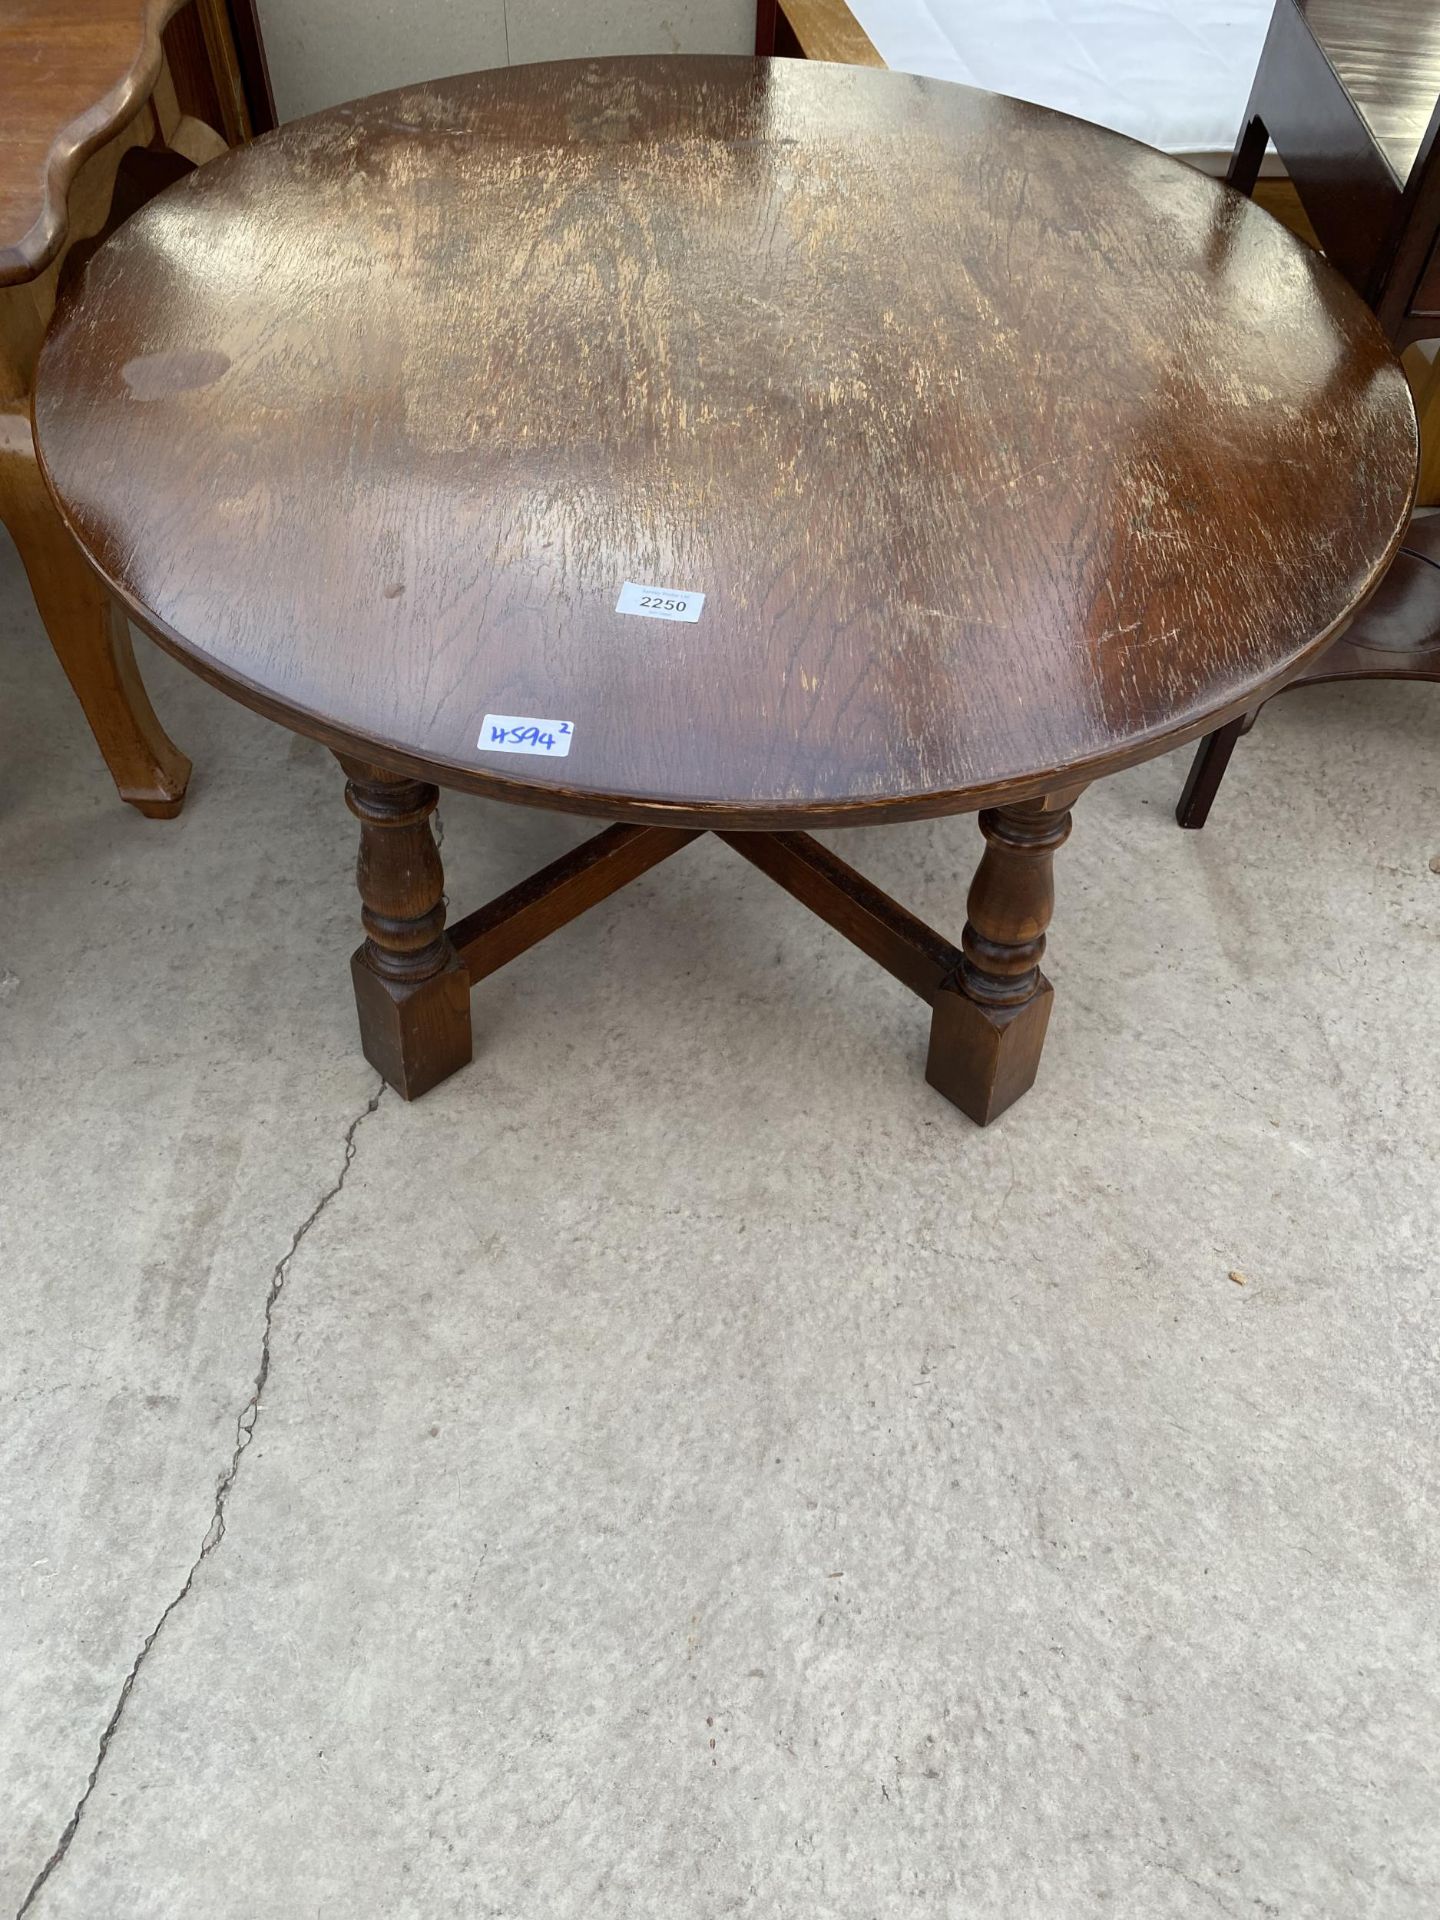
xmin=1177 ymin=0 xmax=1440 ymax=826
xmin=755 ymin=0 xmax=882 ymax=65
xmin=34 ymin=60 xmax=1415 ymax=1124
xmin=339 ymin=761 xmax=1083 ymax=1122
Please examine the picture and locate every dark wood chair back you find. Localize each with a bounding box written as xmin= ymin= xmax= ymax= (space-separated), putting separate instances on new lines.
xmin=1177 ymin=0 xmax=1440 ymax=827
xmin=1231 ymin=0 xmax=1440 ymax=346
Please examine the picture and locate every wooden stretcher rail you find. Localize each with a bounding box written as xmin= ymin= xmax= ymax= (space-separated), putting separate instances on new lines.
xmin=719 ymin=829 xmax=962 ymax=1002
xmin=449 ymin=822 xmax=700 ymax=984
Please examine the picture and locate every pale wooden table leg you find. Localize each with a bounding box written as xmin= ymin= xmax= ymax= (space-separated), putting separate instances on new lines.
xmin=0 ymin=54 xmax=229 ymax=822
xmin=926 ymin=786 xmax=1084 ymax=1124
xmin=338 ymin=757 xmax=473 ymax=1099
xmin=0 ymin=415 xmax=191 ymax=817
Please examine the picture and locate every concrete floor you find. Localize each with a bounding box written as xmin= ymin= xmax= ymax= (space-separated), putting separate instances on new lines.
xmin=1 ymin=529 xmax=1438 ymax=1918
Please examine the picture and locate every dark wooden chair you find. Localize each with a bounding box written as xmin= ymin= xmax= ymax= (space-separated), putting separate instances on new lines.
xmin=1177 ymin=0 xmax=1440 ymax=826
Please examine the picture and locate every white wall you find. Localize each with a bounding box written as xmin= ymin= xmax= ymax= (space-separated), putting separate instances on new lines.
xmin=255 ymin=0 xmax=755 ymax=122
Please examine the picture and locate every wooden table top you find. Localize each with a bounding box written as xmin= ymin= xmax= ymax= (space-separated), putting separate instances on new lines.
xmin=0 ymin=0 xmax=186 ymax=287
xmin=34 ymin=56 xmax=1417 ymax=829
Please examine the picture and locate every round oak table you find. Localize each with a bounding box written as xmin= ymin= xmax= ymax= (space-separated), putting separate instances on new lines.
xmin=33 ymin=56 xmax=1416 ymax=1121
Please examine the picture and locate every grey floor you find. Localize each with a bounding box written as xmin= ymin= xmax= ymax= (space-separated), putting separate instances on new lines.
xmin=2 ymin=529 xmax=1437 ymax=1919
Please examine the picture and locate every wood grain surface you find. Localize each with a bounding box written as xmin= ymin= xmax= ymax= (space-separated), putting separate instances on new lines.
xmin=0 ymin=0 xmax=190 ymax=286
xmin=773 ymin=0 xmax=883 ymax=67
xmin=1299 ymin=0 xmax=1440 ymax=182
xmin=34 ymin=56 xmax=1418 ymax=829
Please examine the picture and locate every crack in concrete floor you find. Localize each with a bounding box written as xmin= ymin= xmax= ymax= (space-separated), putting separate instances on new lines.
xmin=14 ymin=1082 xmax=386 ymax=1918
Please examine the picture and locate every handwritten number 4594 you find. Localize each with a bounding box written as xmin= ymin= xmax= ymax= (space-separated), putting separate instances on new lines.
xmin=490 ymin=722 xmax=571 ymax=750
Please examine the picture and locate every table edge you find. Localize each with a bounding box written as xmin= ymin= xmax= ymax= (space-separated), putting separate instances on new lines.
xmin=29 ymin=53 xmax=1421 ymax=824
xmin=41 ymin=470 xmax=1416 ymax=829
xmin=0 ymin=0 xmax=187 ymax=289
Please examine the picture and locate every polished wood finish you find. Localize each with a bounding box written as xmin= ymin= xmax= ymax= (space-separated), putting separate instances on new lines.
xmin=1224 ymin=0 xmax=1440 ymax=336
xmin=1177 ymin=0 xmax=1440 ymax=825
xmin=1177 ymin=523 xmax=1440 ymax=824
xmin=1288 ymin=515 xmax=1440 ymax=678
xmin=926 ymin=789 xmax=1081 ymax=1125
xmin=1 ymin=0 xmax=267 ymax=815
xmin=758 ymin=0 xmax=881 ymax=66
xmin=34 ymin=59 xmax=1416 ymax=831
xmin=164 ymin=0 xmax=249 ymax=147
xmin=0 ymin=0 xmax=186 ymax=286
xmin=450 ymin=823 xmax=699 ymax=985
xmin=718 ymin=830 xmax=961 ymax=1003
xmin=0 ymin=0 xmax=263 ymax=281
xmin=1229 ymin=3 xmax=1404 ymax=304
xmin=0 ymin=414 xmax=191 ymax=815
xmin=346 ymin=797 xmax=1078 ymax=1115
xmin=217 ymin=0 xmax=277 ymax=135
xmin=1299 ymin=0 xmax=1440 ymax=182
xmin=758 ymin=0 xmax=1440 ymax=182
xmin=755 ymin=1 xmax=1440 ymax=502
xmin=340 ymin=759 xmax=473 ymax=1099
xmin=1175 ymin=714 xmax=1249 ymax=831
xmin=32 ymin=58 xmax=1418 ymax=1115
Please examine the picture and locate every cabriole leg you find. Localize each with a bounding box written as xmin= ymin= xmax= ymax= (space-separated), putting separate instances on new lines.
xmin=0 ymin=417 xmax=190 ymax=816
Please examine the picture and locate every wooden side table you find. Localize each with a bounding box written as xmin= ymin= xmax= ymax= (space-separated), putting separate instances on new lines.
xmin=0 ymin=0 xmax=272 ymax=817
xmin=1176 ymin=0 xmax=1440 ymax=826
xmin=33 ymin=59 xmax=1417 ymax=1119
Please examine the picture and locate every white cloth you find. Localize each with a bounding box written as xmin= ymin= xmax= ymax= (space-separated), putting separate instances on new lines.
xmin=844 ymin=1 xmax=1272 ymax=164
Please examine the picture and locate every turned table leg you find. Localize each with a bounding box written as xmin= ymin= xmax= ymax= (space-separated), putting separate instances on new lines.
xmin=925 ymin=788 xmax=1083 ymax=1125
xmin=339 ymin=757 xmax=472 ymax=1099
xmin=0 ymin=417 xmax=191 ymax=817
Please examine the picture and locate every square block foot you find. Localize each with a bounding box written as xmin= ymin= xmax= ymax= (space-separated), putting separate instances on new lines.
xmin=350 ymin=949 xmax=473 ymax=1100
xmin=924 ymin=976 xmax=1054 ymax=1125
